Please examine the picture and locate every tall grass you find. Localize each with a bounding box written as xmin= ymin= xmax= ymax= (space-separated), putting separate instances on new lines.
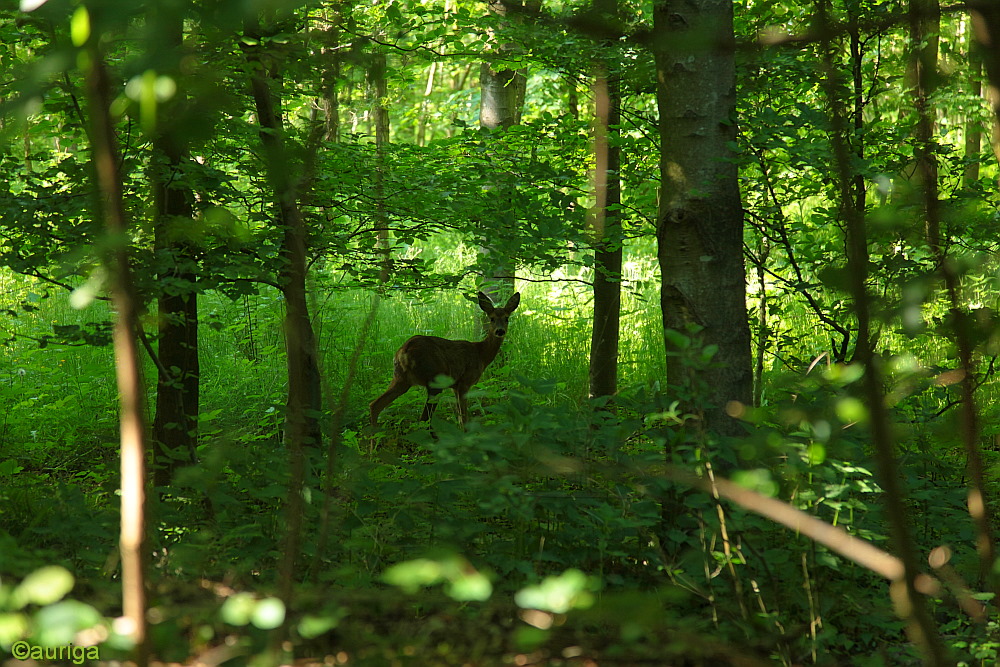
xmin=0 ymin=254 xmax=671 ymax=450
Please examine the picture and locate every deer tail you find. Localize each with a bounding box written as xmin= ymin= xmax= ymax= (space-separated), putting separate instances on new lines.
xmin=394 ymin=340 xmax=418 ymax=376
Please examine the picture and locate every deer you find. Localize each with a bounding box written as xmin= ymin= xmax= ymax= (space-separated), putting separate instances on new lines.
xmin=369 ymin=291 xmax=521 ymax=428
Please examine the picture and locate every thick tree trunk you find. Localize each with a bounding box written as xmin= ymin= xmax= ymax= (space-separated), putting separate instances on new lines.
xmin=478 ymin=0 xmax=530 ymax=298
xmin=151 ymin=171 xmax=199 ymax=488
xmin=588 ymin=59 xmax=622 ymax=399
xmin=478 ymin=61 xmax=524 ymax=297
xmin=479 ymin=62 xmax=526 ymax=131
xmin=479 ymin=0 xmax=527 ymax=130
xmin=971 ymin=4 xmax=1000 ymax=124
xmin=652 ymin=0 xmax=751 ymax=438
xmin=150 ymin=9 xmax=199 ymax=488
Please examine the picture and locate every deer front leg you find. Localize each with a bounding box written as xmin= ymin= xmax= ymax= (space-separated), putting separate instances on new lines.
xmin=369 ymin=379 xmax=411 ymax=426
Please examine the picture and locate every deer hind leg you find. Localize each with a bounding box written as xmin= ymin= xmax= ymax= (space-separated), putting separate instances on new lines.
xmin=420 ymin=387 xmax=443 ymax=422
xmin=455 ymin=386 xmax=471 ymax=429
xmin=369 ymin=378 xmax=412 ymax=426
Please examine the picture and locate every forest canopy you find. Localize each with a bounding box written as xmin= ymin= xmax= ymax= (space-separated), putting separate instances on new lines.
xmin=2 ymin=0 xmax=1000 ymax=665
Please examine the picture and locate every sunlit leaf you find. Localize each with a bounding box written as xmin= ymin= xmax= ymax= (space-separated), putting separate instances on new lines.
xmin=13 ymin=566 xmax=74 ymax=608
xmin=250 ymin=598 xmax=285 ymax=630
xmin=220 ymin=593 xmax=256 ymax=626
xmin=70 ymin=6 xmax=90 ymax=47
xmin=33 ymin=601 xmax=101 ymax=645
xmin=515 ymin=570 xmax=596 ymax=614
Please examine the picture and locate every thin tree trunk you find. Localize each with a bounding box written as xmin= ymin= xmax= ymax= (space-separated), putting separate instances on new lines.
xmin=243 ymin=21 xmax=323 ymax=449
xmin=818 ymin=1 xmax=949 ymax=661
xmin=566 ymin=75 xmax=579 ymax=120
xmin=588 ymin=51 xmax=622 ymax=399
xmin=752 ymin=238 xmax=769 ymax=408
xmin=416 ymin=62 xmax=436 ymax=146
xmin=319 ymin=7 xmax=343 ymax=143
xmin=242 ymin=17 xmax=322 ymax=632
xmin=652 ymin=0 xmax=751 ymax=439
xmin=82 ymin=44 xmax=149 ymax=667
xmin=920 ymin=0 xmax=997 ymax=594
xmin=965 ymin=25 xmax=983 ymax=188
xmin=370 ymin=49 xmax=392 ymax=282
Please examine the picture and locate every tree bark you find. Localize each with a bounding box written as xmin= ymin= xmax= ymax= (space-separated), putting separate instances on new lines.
xmin=479 ymin=62 xmax=526 ymax=131
xmin=370 ymin=48 xmax=392 ymax=282
xmin=83 ymin=44 xmax=149 ymax=667
xmin=964 ymin=26 xmax=983 ymax=188
xmin=816 ymin=2 xmax=950 ymax=660
xmin=150 ymin=6 xmax=199 ymax=488
xmin=652 ymin=0 xmax=751 ymax=438
xmin=242 ymin=18 xmax=322 ymax=622
xmin=243 ymin=21 xmax=323 ymax=451
xmin=919 ymin=0 xmax=997 ymax=594
xmin=318 ymin=6 xmax=343 ymax=143
xmin=478 ymin=0 xmax=531 ymax=298
xmin=588 ymin=48 xmax=622 ymax=399
xmin=970 ymin=3 xmax=1000 ymax=126
xmin=479 ymin=0 xmax=527 ymax=131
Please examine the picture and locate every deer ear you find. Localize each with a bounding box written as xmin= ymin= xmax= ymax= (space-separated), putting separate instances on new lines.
xmin=505 ymin=293 xmax=521 ymax=312
xmin=477 ymin=291 xmax=495 ymax=313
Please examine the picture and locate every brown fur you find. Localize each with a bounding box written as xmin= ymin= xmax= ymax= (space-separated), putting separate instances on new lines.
xmin=369 ymin=292 xmax=521 ymax=427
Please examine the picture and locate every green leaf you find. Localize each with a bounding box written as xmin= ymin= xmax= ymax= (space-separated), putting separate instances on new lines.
xmin=33 ymin=601 xmax=101 ymax=646
xmin=514 ymin=570 xmax=596 ymax=614
xmin=13 ymin=566 xmax=74 ymax=608
xmin=220 ymin=593 xmax=256 ymax=626
xmin=446 ymin=570 xmax=492 ymax=602
xmin=251 ymin=598 xmax=285 ymax=630
xmin=298 ymin=612 xmax=343 ymax=638
xmin=663 ymin=328 xmax=690 ymax=350
xmin=70 ymin=6 xmax=90 ymax=47
xmin=383 ymin=556 xmax=492 ymax=601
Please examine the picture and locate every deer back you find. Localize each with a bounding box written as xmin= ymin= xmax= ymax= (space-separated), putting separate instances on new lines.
xmin=394 ymin=335 xmax=496 ymax=389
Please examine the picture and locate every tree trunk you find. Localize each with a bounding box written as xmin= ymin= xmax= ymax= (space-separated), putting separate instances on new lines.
xmin=752 ymin=238 xmax=769 ymax=408
xmin=479 ymin=61 xmax=526 ymax=131
xmin=816 ymin=3 xmax=950 ymax=659
xmin=566 ymin=75 xmax=579 ymax=120
xmin=242 ymin=20 xmax=322 ymax=621
xmin=918 ymin=0 xmax=996 ymax=594
xmin=370 ymin=48 xmax=392 ymax=281
xmin=150 ymin=7 xmax=199 ymax=488
xmin=479 ymin=0 xmax=527 ymax=131
xmin=83 ymin=45 xmax=149 ymax=667
xmin=318 ymin=7 xmax=343 ymax=143
xmin=971 ymin=4 xmax=1000 ymax=126
xmin=964 ymin=26 xmax=983 ymax=188
xmin=588 ymin=52 xmax=622 ymax=399
xmin=652 ymin=0 xmax=751 ymax=438
xmin=416 ymin=62 xmax=436 ymax=146
xmin=243 ymin=22 xmax=323 ymax=451
xmin=478 ymin=0 xmax=530 ymax=298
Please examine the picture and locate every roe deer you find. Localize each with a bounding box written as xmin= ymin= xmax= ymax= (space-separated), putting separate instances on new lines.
xmin=369 ymin=291 xmax=521 ymax=427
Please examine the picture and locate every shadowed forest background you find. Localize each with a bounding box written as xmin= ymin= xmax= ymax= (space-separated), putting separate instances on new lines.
xmin=3 ymin=0 xmax=1000 ymax=665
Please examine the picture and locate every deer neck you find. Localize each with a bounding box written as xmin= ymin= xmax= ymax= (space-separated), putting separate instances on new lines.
xmin=477 ymin=332 xmax=505 ymax=365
